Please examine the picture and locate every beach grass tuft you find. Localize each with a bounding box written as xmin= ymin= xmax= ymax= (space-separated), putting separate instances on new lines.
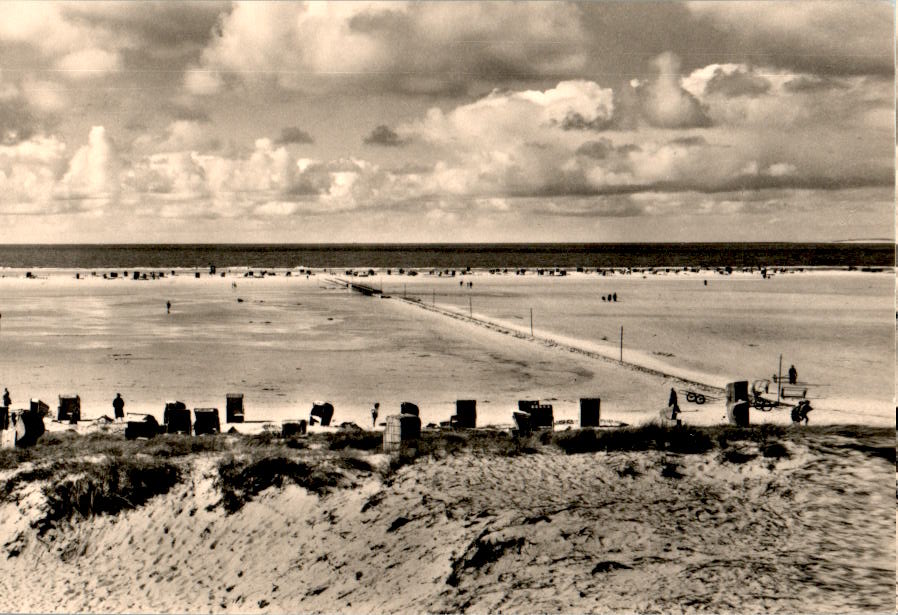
xmin=37 ymin=456 xmax=181 ymax=535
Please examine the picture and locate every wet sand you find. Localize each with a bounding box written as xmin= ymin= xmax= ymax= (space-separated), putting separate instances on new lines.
xmin=0 ymin=268 xmax=891 ymax=428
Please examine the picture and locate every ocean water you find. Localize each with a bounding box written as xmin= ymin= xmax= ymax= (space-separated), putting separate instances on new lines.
xmin=0 ymin=243 xmax=893 ymax=269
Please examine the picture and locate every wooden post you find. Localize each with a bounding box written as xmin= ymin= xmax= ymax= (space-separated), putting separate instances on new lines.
xmin=619 ymin=326 xmax=623 ymax=362
xmin=469 ymin=296 xmax=472 ymax=318
xmin=777 ymin=354 xmax=782 ymax=405
xmin=432 ymin=289 xmax=435 ymax=306
xmin=404 ymin=284 xmax=406 ymax=299
xmin=530 ymin=308 xmax=533 ymax=336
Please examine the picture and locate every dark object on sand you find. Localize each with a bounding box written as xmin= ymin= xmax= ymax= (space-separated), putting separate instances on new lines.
xmin=513 ymin=410 xmax=532 ymax=436
xmin=791 ymin=400 xmax=813 ymax=425
xmin=400 ymin=402 xmax=419 ymax=417
xmin=282 ymin=420 xmax=307 ymax=437
xmin=194 ymin=408 xmax=221 ymax=435
xmin=383 ymin=414 xmax=421 ymax=452
xmin=125 ymin=415 xmax=161 ymax=440
xmin=725 ymin=382 xmax=751 ymax=427
xmin=580 ymin=398 xmax=601 ymax=427
xmin=725 ymin=381 xmax=749 ymax=404
xmin=164 ymin=401 xmax=191 ymax=434
xmin=226 ymin=393 xmax=245 ymax=423
xmin=309 ymin=402 xmax=334 ymax=427
xmin=13 ymin=408 xmax=46 ymax=447
xmin=451 ymin=400 xmax=477 ymax=429
xmin=57 ymin=395 xmax=81 ymax=424
xmin=30 ymin=399 xmax=50 ymax=416
xmin=518 ymin=400 xmax=554 ymax=429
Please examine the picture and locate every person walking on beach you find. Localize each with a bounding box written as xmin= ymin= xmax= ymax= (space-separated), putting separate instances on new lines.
xmin=2 ymin=388 xmax=9 ymax=408
xmin=788 ymin=365 xmax=798 ymax=385
xmin=166 ymin=300 xmax=171 ymax=314
xmin=113 ymin=393 xmax=125 ymax=422
xmin=371 ymin=403 xmax=379 ymax=428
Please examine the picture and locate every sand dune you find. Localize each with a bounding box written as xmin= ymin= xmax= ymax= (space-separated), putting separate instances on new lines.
xmin=0 ymin=427 xmax=892 ymax=613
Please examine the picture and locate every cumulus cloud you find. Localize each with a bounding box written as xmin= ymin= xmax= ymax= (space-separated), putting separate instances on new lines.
xmin=363 ymin=125 xmax=407 ymax=147
xmin=636 ymin=53 xmax=710 ymax=129
xmin=188 ymin=2 xmax=588 ymax=95
xmin=58 ymin=126 xmax=119 ymax=207
xmin=275 ymin=126 xmax=314 ymax=145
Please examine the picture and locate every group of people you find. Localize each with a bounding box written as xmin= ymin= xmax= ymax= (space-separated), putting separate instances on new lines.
xmin=601 ymin=293 xmax=618 ymax=302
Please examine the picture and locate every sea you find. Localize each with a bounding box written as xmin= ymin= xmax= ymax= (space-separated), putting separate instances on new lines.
xmin=0 ymin=243 xmax=893 ymax=269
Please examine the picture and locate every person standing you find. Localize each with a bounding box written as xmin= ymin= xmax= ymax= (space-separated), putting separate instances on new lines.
xmin=2 ymin=388 xmax=10 ymax=407
xmin=788 ymin=364 xmax=797 ymax=385
xmin=113 ymin=393 xmax=125 ymax=422
xmin=371 ymin=402 xmax=379 ymax=428
xmin=668 ymin=388 xmax=679 ymax=418
xmin=166 ymin=301 xmax=171 ymax=314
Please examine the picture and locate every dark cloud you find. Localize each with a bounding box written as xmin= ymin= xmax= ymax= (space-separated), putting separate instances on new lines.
xmin=668 ymin=136 xmax=707 ymax=147
xmin=687 ymin=2 xmax=894 ymax=77
xmin=162 ymin=103 xmax=210 ymax=123
xmin=363 ymin=125 xmax=407 ymax=147
xmin=275 ymin=126 xmax=315 ymax=145
xmin=561 ymin=111 xmax=614 ymax=131
xmin=389 ymin=162 xmax=434 ymax=175
xmin=0 ymin=101 xmax=37 ymax=145
xmin=62 ymin=2 xmax=227 ymax=53
xmin=783 ymin=75 xmax=849 ymax=93
xmin=705 ymin=68 xmax=770 ymax=97
xmin=575 ymin=139 xmax=614 ymax=159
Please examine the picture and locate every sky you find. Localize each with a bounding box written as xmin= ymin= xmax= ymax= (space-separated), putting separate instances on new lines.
xmin=0 ymin=1 xmax=894 ymax=243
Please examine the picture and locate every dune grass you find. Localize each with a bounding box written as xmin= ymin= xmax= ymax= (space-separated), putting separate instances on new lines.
xmin=24 ymin=456 xmax=181 ymax=536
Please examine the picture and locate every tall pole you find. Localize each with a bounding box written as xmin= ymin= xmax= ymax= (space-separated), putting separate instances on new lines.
xmin=530 ymin=308 xmax=533 ymax=336
xmin=619 ymin=326 xmax=623 ymax=362
xmin=468 ymin=296 xmax=472 ymax=318
xmin=777 ymin=354 xmax=782 ymax=405
xmin=432 ymin=289 xmax=435 ymax=306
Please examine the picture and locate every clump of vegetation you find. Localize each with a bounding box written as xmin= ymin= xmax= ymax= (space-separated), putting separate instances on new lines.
xmin=720 ymin=448 xmax=757 ymax=464
xmin=37 ymin=457 xmax=181 ymax=535
xmin=553 ymin=424 xmax=713 ymax=455
xmin=215 ymin=454 xmax=350 ymax=514
xmin=761 ymin=442 xmax=790 ymax=459
xmin=328 ymin=431 xmax=383 ymax=451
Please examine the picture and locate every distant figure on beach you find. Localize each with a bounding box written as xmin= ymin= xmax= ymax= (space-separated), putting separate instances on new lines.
xmin=371 ymin=402 xmax=379 ymax=427
xmin=788 ymin=364 xmax=797 ymax=385
xmin=791 ymin=400 xmax=812 ymax=425
xmin=2 ymin=388 xmax=9 ymax=407
xmin=668 ymin=388 xmax=679 ymax=415
xmin=612 ymin=293 xmax=617 ymax=302
xmin=113 ymin=393 xmax=125 ymax=421
xmin=468 ymin=281 xmax=472 ymax=288
xmin=166 ymin=301 xmax=171 ymax=314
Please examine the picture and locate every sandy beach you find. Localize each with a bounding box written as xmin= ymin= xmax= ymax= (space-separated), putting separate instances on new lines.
xmin=0 ymin=266 xmax=893 ymax=614
xmin=0 ymin=268 xmax=892 ymax=429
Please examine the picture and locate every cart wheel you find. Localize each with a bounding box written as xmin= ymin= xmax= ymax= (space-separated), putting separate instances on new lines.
xmin=686 ymin=392 xmax=696 ymax=402
xmin=760 ymin=402 xmax=773 ymax=412
xmin=695 ymin=394 xmax=705 ymax=405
